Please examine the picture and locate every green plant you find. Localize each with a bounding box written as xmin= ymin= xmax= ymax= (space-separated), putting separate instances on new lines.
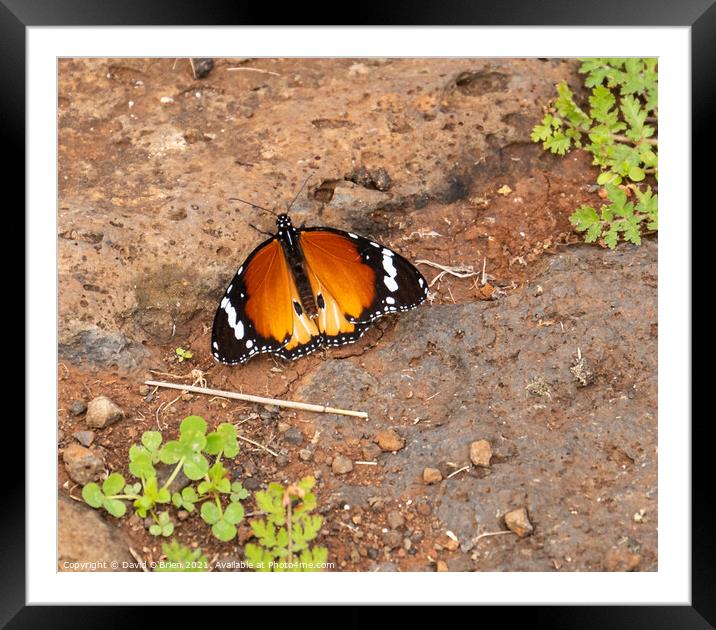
xmin=81 ymin=416 xmax=330 ymax=570
xmin=245 ymin=477 xmax=328 ymax=572
xmin=82 ymin=416 xmax=247 ymax=542
xmin=531 ymin=58 xmax=657 ymax=248
xmin=175 ymin=347 xmax=193 ymax=362
xmin=155 ymin=541 xmax=208 ymax=572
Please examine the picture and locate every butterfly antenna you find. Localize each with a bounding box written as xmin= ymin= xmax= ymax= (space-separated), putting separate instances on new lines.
xmin=287 ymin=173 xmax=313 ymax=212
xmin=228 ymin=197 xmax=278 ymax=218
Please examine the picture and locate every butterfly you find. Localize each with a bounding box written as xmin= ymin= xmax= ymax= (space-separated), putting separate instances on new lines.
xmin=211 ymin=211 xmax=429 ymax=365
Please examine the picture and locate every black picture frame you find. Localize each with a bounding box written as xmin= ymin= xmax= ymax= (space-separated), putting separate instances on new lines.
xmin=8 ymin=0 xmax=703 ymax=624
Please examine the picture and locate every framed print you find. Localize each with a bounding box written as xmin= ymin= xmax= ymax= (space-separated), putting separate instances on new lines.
xmin=10 ymin=0 xmax=704 ymax=623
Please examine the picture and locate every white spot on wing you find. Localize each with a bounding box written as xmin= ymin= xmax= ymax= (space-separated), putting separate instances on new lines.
xmin=386 ymin=296 xmax=395 ymax=305
xmin=384 ymin=275 xmax=399 ymax=292
xmin=246 ymin=339 xmax=253 ymax=349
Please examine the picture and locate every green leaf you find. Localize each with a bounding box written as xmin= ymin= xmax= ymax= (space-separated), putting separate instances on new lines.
xmin=230 ymin=481 xmax=250 ymax=502
xmin=141 ymin=431 xmax=162 ymax=453
xmin=623 ymin=218 xmax=643 ymax=245
xmin=103 ymin=498 xmax=127 ymax=518
xmin=597 ymin=171 xmax=618 ymax=186
xmin=102 ymin=473 xmax=125 ymax=496
xmin=212 ymin=520 xmax=237 ymax=542
xmin=82 ymin=483 xmax=103 ymax=508
xmin=543 ymin=131 xmax=571 ymax=155
xmin=627 ymin=165 xmax=645 ymax=182
xmin=603 ymin=227 xmax=619 ymax=249
xmin=158 ymin=441 xmax=183 ymax=465
xmin=129 ymin=446 xmax=156 ymax=479
xmin=224 ymin=502 xmax=245 ymax=525
xmin=183 ymin=452 xmax=209 ymax=480
xmin=201 ymin=501 xmax=221 ymax=525
xmin=180 ymin=415 xmax=207 ymax=437
xmin=124 ymin=482 xmax=142 ymax=495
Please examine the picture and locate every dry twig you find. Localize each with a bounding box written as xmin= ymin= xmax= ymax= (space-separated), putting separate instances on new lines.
xmin=145 ymin=380 xmax=368 ymax=419
xmin=415 ymin=259 xmax=481 ymax=287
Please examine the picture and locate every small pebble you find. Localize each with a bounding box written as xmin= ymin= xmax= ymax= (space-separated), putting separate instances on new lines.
xmin=332 ymin=455 xmax=354 ymax=475
xmin=138 ymin=385 xmax=150 ymax=396
xmin=283 ymin=427 xmax=304 ymax=445
xmin=72 ymin=430 xmax=96 ymax=447
xmin=86 ymin=396 xmax=124 ymax=428
xmin=361 ymin=442 xmax=382 ymax=461
xmin=374 ymin=429 xmax=405 ymax=452
xmin=423 ymin=467 xmax=443 ymax=485
xmin=69 ymin=400 xmax=87 ymax=416
xmin=62 ymin=443 xmax=104 ymax=484
xmin=386 ymin=510 xmax=405 ymax=530
xmin=416 ymin=502 xmax=432 ymax=516
xmin=159 ymin=96 xmax=174 ymax=104
xmin=436 ymin=560 xmax=449 ymax=572
xmin=177 ymin=510 xmax=189 ymax=521
xmin=382 ymin=530 xmax=402 ymax=549
xmin=504 ymin=507 xmax=534 ymax=537
xmin=604 ymin=546 xmax=641 ymax=572
xmin=244 ymin=477 xmax=261 ymax=491
xmin=469 ymin=439 xmax=493 ymax=467
xmin=299 ymin=449 xmax=312 ymax=461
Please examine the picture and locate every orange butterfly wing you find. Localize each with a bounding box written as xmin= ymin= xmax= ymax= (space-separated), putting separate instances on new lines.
xmin=212 ymin=238 xmax=320 ymax=364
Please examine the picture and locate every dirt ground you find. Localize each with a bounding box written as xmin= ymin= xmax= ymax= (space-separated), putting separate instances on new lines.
xmin=57 ymin=57 xmax=657 ymax=572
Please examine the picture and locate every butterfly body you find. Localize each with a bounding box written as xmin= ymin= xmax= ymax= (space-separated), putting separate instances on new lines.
xmin=212 ymin=213 xmax=428 ymax=365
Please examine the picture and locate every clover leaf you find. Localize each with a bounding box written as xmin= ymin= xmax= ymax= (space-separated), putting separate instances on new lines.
xmin=158 ymin=416 xmax=209 ymax=480
xmin=149 ymin=510 xmax=174 ymax=537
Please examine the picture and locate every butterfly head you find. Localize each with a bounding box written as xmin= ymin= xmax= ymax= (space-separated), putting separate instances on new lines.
xmin=276 ymin=213 xmax=294 ymax=231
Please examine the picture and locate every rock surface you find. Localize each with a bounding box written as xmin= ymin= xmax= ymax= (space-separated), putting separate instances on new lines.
xmin=85 ymin=396 xmax=124 ymax=428
xmin=58 ymin=495 xmax=137 ymax=571
xmin=62 ymin=443 xmax=105 ymax=484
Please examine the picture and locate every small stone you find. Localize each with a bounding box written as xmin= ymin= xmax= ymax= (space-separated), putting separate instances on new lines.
xmin=332 ymin=455 xmax=354 ymax=475
xmin=155 ymin=463 xmax=191 ymax=494
xmin=436 ymin=560 xmax=449 ymax=572
xmin=604 ymin=546 xmax=641 ymax=572
xmin=160 ymin=95 xmax=174 ymax=104
xmin=469 ymin=439 xmax=493 ymax=467
xmin=72 ymin=430 xmax=96 ymax=447
xmin=283 ymin=427 xmax=304 ymax=445
xmin=138 ymin=385 xmax=150 ymax=396
xmin=367 ymin=547 xmax=379 ymax=560
xmin=382 ymin=530 xmax=402 ymax=549
xmin=423 ymin=467 xmax=443 ymax=484
xmin=386 ymin=510 xmax=405 ymax=530
xmin=374 ymin=429 xmax=405 ymax=452
xmin=276 ymin=454 xmax=289 ymax=468
xmin=85 ymin=396 xmax=124 ymax=428
xmin=62 ymin=443 xmax=104 ymax=484
xmin=504 ymin=507 xmax=534 ymax=537
xmin=177 ymin=510 xmax=190 ymax=521
xmin=416 ymin=502 xmax=432 ymax=516
xmin=361 ymin=442 xmax=382 ymax=461
xmin=299 ymin=448 xmax=312 ymax=461
xmin=277 ymin=421 xmax=291 ymax=433
xmin=244 ymin=477 xmax=261 ymax=491
xmin=70 ymin=400 xmax=87 ymax=416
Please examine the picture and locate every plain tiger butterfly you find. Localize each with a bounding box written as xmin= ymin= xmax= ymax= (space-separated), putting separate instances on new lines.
xmin=211 ymin=203 xmax=428 ymax=365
